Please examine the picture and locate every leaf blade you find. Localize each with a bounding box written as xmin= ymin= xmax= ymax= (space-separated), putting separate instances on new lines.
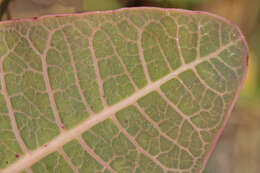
xmin=0 ymin=7 xmax=248 ymax=173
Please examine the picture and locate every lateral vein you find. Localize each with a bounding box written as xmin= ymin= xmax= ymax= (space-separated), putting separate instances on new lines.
xmin=0 ymin=52 xmax=29 ymax=153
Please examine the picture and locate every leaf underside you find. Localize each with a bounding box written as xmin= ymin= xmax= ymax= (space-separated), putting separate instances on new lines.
xmin=0 ymin=7 xmax=248 ymax=173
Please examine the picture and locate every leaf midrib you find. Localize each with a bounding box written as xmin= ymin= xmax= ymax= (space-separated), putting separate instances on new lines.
xmin=2 ymin=39 xmax=240 ymax=173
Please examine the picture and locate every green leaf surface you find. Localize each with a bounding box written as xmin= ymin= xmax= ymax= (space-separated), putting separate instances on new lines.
xmin=0 ymin=7 xmax=248 ymax=173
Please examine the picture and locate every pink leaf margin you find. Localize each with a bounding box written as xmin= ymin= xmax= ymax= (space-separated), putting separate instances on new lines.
xmin=0 ymin=7 xmax=249 ymax=173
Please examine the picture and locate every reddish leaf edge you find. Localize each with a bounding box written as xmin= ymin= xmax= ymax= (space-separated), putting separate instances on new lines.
xmin=0 ymin=7 xmax=249 ymax=173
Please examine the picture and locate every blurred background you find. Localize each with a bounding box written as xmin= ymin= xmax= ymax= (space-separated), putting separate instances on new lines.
xmin=0 ymin=0 xmax=259 ymax=172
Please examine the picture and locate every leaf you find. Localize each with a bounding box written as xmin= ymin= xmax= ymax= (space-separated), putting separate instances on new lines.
xmin=0 ymin=7 xmax=248 ymax=173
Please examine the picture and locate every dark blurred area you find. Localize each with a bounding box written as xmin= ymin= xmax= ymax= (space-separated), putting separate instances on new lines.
xmin=0 ymin=0 xmax=259 ymax=172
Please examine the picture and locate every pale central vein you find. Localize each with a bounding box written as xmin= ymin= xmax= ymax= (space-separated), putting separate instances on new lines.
xmin=2 ymin=40 xmax=239 ymax=173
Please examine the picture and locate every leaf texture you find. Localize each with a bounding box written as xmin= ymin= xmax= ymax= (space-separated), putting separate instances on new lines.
xmin=0 ymin=7 xmax=248 ymax=173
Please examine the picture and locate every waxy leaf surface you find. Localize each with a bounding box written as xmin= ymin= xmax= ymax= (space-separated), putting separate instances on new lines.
xmin=0 ymin=7 xmax=248 ymax=173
